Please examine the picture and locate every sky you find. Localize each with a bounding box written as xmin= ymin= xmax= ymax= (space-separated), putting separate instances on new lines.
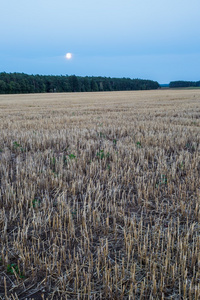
xmin=1 ymin=0 xmax=200 ymax=83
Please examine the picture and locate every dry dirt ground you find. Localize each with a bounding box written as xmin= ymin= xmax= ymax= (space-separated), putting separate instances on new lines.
xmin=0 ymin=90 xmax=199 ymax=299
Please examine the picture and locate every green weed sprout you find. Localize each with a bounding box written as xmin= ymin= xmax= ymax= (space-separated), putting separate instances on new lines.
xmin=7 ymin=263 xmax=25 ymax=279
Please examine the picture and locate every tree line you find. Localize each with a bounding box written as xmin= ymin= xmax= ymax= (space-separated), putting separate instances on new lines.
xmin=169 ymin=80 xmax=200 ymax=88
xmin=0 ymin=72 xmax=160 ymax=94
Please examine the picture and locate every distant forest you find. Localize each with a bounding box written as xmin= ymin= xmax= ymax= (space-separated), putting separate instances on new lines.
xmin=169 ymin=80 xmax=200 ymax=88
xmin=0 ymin=72 xmax=160 ymax=94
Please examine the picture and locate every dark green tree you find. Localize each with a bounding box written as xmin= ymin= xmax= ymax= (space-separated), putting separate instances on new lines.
xmin=68 ymin=75 xmax=80 ymax=92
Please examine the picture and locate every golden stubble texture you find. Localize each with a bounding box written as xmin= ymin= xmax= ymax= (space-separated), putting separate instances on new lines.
xmin=0 ymin=90 xmax=199 ymax=299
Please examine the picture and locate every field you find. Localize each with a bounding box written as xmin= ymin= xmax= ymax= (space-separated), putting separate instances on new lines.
xmin=0 ymin=90 xmax=199 ymax=299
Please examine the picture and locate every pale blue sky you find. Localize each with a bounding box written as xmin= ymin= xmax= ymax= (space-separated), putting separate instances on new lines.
xmin=1 ymin=0 xmax=200 ymax=83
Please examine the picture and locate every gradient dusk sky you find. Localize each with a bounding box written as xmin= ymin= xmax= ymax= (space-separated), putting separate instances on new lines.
xmin=1 ymin=0 xmax=200 ymax=83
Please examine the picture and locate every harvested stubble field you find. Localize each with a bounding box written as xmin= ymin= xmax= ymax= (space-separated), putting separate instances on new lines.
xmin=0 ymin=90 xmax=200 ymax=300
